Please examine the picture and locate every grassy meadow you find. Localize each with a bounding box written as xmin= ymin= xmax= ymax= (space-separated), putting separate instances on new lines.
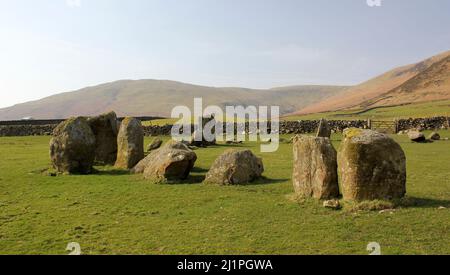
xmin=286 ymin=100 xmax=450 ymax=121
xmin=0 ymin=131 xmax=449 ymax=255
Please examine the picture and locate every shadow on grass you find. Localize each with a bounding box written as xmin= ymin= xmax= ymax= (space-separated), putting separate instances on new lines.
xmin=175 ymin=175 xmax=288 ymax=186
xmin=400 ymin=196 xmax=450 ymax=209
xmin=348 ymin=196 xmax=450 ymax=212
xmin=93 ymin=169 xmax=130 ymax=176
xmin=207 ymin=143 xmax=250 ymax=149
xmin=191 ymin=167 xmax=209 ymax=173
xmin=184 ymin=175 xmax=206 ymax=184
xmin=248 ymin=176 xmax=289 ymax=186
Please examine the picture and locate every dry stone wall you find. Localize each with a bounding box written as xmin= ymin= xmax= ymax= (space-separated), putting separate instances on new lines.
xmin=1 ymin=117 xmax=449 ymax=137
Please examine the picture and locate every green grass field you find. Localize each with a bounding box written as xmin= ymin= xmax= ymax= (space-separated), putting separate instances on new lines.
xmin=1 ymin=132 xmax=449 ymax=255
xmin=286 ymin=100 xmax=450 ymax=121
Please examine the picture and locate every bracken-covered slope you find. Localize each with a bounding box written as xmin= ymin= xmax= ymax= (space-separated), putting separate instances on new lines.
xmin=361 ymin=54 xmax=450 ymax=108
xmin=296 ymin=50 xmax=450 ymax=115
xmin=0 ymin=80 xmax=348 ymax=120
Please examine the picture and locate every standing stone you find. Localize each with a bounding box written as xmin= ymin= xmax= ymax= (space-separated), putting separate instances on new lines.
xmin=408 ymin=130 xmax=426 ymax=143
xmin=338 ymin=128 xmax=407 ymax=201
xmin=49 ymin=117 xmax=96 ymax=174
xmin=87 ymin=111 xmax=118 ymax=165
xmin=115 ymin=117 xmax=144 ymax=169
xmin=202 ymin=115 xmax=217 ymax=145
xmin=292 ymin=135 xmax=339 ymax=200
xmin=191 ymin=115 xmax=217 ymax=147
xmin=316 ymin=118 xmax=331 ymax=138
xmin=147 ymin=138 xmax=163 ymax=151
xmin=204 ymin=149 xmax=264 ymax=185
xmin=140 ymin=141 xmax=197 ymax=183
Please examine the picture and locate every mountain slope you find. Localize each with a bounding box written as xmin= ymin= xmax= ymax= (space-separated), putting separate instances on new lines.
xmin=0 ymin=80 xmax=348 ymax=120
xmin=361 ymin=54 xmax=450 ymax=108
xmin=296 ymin=50 xmax=450 ymax=115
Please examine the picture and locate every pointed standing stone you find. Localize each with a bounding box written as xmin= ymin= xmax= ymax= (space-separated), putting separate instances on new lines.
xmin=292 ymin=135 xmax=339 ymax=200
xmin=316 ymin=118 xmax=332 ymax=138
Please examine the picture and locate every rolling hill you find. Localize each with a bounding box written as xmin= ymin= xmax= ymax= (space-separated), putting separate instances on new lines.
xmin=295 ymin=50 xmax=450 ymax=115
xmin=0 ymin=80 xmax=348 ymax=120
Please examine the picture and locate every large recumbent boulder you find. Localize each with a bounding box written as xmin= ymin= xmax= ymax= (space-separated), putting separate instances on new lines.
xmin=133 ymin=141 xmax=197 ymax=183
xmin=204 ymin=149 xmax=264 ymax=185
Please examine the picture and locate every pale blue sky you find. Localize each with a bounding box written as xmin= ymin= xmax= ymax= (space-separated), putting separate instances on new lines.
xmin=0 ymin=0 xmax=449 ymax=108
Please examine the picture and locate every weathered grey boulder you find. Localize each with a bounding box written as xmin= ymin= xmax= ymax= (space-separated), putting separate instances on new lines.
xmin=316 ymin=118 xmax=331 ymax=138
xmin=204 ymin=149 xmax=264 ymax=185
xmin=408 ymin=130 xmax=426 ymax=143
xmin=292 ymin=135 xmax=339 ymax=200
xmin=428 ymin=132 xmax=441 ymax=141
xmin=49 ymin=117 xmax=96 ymax=174
xmin=338 ymin=128 xmax=407 ymax=201
xmin=132 ymin=141 xmax=191 ymax=174
xmin=87 ymin=111 xmax=118 ymax=165
xmin=139 ymin=141 xmax=197 ymax=183
xmin=147 ymin=138 xmax=163 ymax=152
xmin=115 ymin=117 xmax=144 ymax=169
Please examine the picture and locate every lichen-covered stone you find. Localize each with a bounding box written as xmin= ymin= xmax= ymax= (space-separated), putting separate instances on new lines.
xmin=49 ymin=117 xmax=96 ymax=174
xmin=138 ymin=141 xmax=197 ymax=183
xmin=204 ymin=149 xmax=264 ymax=185
xmin=292 ymin=135 xmax=339 ymax=200
xmin=115 ymin=117 xmax=144 ymax=169
xmin=338 ymin=128 xmax=407 ymax=201
xmin=87 ymin=111 xmax=118 ymax=165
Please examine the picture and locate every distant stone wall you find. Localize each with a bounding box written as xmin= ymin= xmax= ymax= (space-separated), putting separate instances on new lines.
xmin=1 ymin=117 xmax=448 ymax=137
xmin=278 ymin=120 xmax=368 ymax=134
xmin=397 ymin=117 xmax=450 ymax=131
xmin=0 ymin=125 xmax=55 ymax=137
xmin=77 ymin=117 xmax=450 ymax=137
xmin=0 ymin=116 xmax=164 ymax=126
xmin=143 ymin=125 xmax=173 ymax=136
xmin=0 ymin=119 xmax=66 ymax=126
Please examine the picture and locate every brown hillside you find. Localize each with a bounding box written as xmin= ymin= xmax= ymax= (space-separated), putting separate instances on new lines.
xmin=0 ymin=80 xmax=347 ymax=120
xmin=361 ymin=54 xmax=450 ymax=108
xmin=295 ymin=50 xmax=450 ymax=115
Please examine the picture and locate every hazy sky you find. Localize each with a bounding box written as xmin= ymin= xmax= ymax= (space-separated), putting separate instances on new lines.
xmin=1 ymin=0 xmax=449 ymax=108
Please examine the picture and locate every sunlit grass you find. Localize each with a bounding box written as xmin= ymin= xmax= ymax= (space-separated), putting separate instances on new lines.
xmin=285 ymin=100 xmax=450 ymax=121
xmin=0 ymin=131 xmax=449 ymax=255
